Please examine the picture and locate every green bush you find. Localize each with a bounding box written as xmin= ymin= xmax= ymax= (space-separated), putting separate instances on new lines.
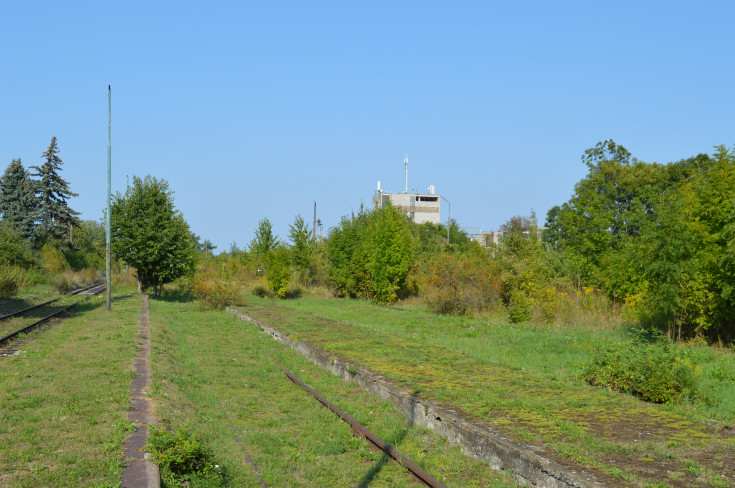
xmin=0 ymin=266 xmax=29 ymax=299
xmin=0 ymin=224 xmax=36 ymax=268
xmin=40 ymin=243 xmax=69 ymax=273
xmin=422 ymin=252 xmax=501 ymax=316
xmin=148 ymin=426 xmax=225 ymax=487
xmin=581 ymin=338 xmax=700 ymax=404
xmin=251 ymin=285 xmax=272 ymax=298
xmin=192 ymin=276 xmax=240 ymax=310
xmin=508 ymin=290 xmax=532 ymax=323
xmin=267 ymin=245 xmax=291 ymax=298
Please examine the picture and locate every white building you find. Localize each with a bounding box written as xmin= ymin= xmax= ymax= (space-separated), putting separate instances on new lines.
xmin=373 ymin=188 xmax=441 ymax=224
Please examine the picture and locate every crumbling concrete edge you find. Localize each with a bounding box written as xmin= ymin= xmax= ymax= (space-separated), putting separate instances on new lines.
xmin=227 ymin=306 xmax=607 ymax=488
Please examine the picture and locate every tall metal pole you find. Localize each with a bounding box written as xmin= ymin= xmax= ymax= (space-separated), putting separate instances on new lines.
xmin=106 ymin=85 xmax=112 ymax=311
xmin=440 ymin=195 xmax=450 ymax=245
xmin=125 ymin=175 xmax=129 ymax=284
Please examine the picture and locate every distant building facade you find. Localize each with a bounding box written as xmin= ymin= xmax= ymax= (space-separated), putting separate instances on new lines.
xmin=373 ymin=189 xmax=441 ymax=224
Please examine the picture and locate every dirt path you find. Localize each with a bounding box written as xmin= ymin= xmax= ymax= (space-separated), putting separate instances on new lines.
xmin=122 ymin=295 xmax=159 ymax=487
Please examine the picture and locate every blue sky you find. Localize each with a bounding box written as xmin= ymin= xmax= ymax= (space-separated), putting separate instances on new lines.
xmin=2 ymin=1 xmax=733 ymax=252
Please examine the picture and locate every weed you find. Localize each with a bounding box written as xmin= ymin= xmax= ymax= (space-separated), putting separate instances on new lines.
xmin=251 ymin=285 xmax=271 ymax=298
xmin=581 ymin=339 xmax=699 ymax=404
xmin=148 ymin=426 xmax=225 ymax=487
xmin=192 ymin=276 xmax=240 ymax=311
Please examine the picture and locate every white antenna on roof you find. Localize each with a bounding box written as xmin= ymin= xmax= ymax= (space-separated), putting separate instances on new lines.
xmin=404 ymin=154 xmax=408 ymax=193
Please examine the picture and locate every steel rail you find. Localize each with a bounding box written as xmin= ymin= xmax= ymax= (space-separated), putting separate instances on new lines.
xmin=70 ymin=281 xmax=106 ymax=296
xmin=0 ymin=281 xmax=104 ymax=322
xmin=276 ymin=363 xmax=448 ymax=488
xmin=0 ymin=285 xmax=105 ymax=348
xmin=0 ymin=297 xmax=60 ymax=322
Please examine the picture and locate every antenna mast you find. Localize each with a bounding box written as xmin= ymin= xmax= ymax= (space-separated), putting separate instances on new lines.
xmin=404 ymin=154 xmax=408 ymax=193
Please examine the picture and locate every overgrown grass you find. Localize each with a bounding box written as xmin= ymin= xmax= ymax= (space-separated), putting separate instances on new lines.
xmin=276 ymin=292 xmax=735 ymax=421
xmin=239 ymin=294 xmax=735 ymax=487
xmin=148 ymin=295 xmax=517 ymax=487
xmin=0 ymin=288 xmax=141 ymax=487
xmin=51 ymin=268 xmax=104 ymax=293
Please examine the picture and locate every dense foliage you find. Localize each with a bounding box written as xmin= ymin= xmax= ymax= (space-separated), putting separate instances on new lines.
xmin=547 ymin=141 xmax=735 ymax=341
xmin=326 ymin=205 xmax=414 ymax=304
xmin=0 ymin=158 xmax=39 ymax=240
xmin=581 ymin=337 xmax=700 ymax=403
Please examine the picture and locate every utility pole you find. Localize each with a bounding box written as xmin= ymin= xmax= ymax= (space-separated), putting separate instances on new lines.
xmin=106 ymin=85 xmax=112 ymax=311
xmin=313 ymin=201 xmax=317 ymax=240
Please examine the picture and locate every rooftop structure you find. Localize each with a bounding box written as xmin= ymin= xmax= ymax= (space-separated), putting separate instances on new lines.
xmin=373 ymin=156 xmax=441 ymax=224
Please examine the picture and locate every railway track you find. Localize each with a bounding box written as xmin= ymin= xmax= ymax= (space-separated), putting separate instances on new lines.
xmin=0 ymin=282 xmax=106 ymax=356
xmin=0 ymin=281 xmax=104 ymax=322
xmin=274 ymin=361 xmax=449 ymax=488
xmin=218 ymin=358 xmax=448 ymax=488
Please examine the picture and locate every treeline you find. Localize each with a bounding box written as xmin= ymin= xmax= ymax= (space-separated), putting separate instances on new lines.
xmin=196 ymin=140 xmax=735 ymax=344
xmin=0 ymin=137 xmax=104 ymax=297
xmin=545 ymin=140 xmax=735 ymax=342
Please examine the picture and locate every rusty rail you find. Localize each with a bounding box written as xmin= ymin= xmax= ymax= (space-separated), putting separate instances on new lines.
xmin=276 ymin=362 xmax=448 ymax=488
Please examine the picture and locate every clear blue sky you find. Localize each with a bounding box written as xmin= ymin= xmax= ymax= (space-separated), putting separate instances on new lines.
xmin=2 ymin=1 xmax=733 ymax=252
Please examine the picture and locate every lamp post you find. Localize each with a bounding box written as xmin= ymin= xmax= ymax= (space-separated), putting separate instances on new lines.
xmin=440 ymin=195 xmax=450 ymax=245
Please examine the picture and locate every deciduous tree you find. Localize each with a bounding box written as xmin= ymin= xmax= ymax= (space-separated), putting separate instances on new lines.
xmin=111 ymin=175 xmax=196 ymax=295
xmin=288 ymin=215 xmax=314 ymax=285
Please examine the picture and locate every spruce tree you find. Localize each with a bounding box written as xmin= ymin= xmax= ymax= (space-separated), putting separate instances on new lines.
xmin=0 ymin=158 xmax=39 ymax=240
xmin=31 ymin=136 xmax=81 ymax=242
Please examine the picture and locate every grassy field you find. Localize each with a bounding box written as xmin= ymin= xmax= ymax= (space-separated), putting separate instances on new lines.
xmin=148 ymin=294 xmax=517 ymax=487
xmin=237 ymin=293 xmax=735 ymax=488
xmin=0 ymin=288 xmax=142 ymax=488
xmin=2 ymin=282 xmax=731 ymax=487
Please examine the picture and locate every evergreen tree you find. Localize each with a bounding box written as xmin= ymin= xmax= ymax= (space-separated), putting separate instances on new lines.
xmin=0 ymin=158 xmax=39 ymax=240
xmin=31 ymin=137 xmax=80 ymax=242
xmin=249 ymin=218 xmax=279 ymax=256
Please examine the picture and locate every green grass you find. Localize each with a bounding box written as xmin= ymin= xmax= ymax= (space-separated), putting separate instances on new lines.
xmin=237 ymin=294 xmax=735 ymax=488
xmin=0 ymin=288 xmax=142 ymax=488
xmin=148 ymin=294 xmax=517 ymax=487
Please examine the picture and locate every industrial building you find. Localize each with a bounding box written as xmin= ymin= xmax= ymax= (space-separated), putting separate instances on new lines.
xmin=372 ymin=156 xmax=441 ymax=224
